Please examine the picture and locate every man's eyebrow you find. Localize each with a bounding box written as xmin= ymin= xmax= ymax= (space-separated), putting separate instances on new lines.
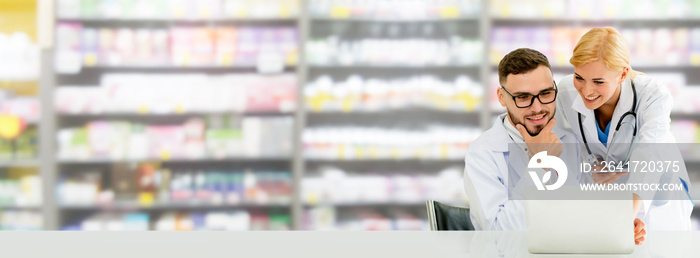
xmin=510 ymin=90 xmax=530 ymax=95
xmin=511 ymin=85 xmax=556 ymax=95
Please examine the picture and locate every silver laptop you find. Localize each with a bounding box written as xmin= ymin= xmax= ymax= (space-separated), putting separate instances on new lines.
xmin=525 ymin=188 xmax=635 ymax=254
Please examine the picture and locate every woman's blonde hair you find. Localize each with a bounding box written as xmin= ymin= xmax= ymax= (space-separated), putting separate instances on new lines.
xmin=570 ymin=27 xmax=642 ymax=80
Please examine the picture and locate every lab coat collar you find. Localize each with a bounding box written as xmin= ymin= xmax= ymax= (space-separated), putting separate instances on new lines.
xmin=608 ymin=77 xmax=634 ymax=139
xmin=490 ymin=113 xmax=512 ymax=153
xmin=503 ymin=115 xmax=525 ymax=144
xmin=572 ymin=92 xmax=600 ymax=151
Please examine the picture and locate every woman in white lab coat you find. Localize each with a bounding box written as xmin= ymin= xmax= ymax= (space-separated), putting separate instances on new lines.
xmin=556 ymin=27 xmax=693 ymax=235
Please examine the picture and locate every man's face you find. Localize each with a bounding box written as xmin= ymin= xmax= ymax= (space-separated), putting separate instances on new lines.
xmin=498 ymin=65 xmax=556 ymax=136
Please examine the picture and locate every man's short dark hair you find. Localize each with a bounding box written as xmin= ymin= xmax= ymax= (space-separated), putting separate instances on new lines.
xmin=498 ymin=48 xmax=552 ymax=86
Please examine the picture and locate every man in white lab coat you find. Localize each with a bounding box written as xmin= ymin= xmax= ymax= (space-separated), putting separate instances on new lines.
xmin=463 ymin=48 xmax=583 ymax=230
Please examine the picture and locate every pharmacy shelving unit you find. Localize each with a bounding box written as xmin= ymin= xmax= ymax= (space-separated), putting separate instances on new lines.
xmin=298 ymin=2 xmax=488 ymax=230
xmin=489 ymin=13 xmax=700 ymax=223
xmin=47 ymin=7 xmax=304 ymax=230
xmin=0 ymin=0 xmax=45 ymax=231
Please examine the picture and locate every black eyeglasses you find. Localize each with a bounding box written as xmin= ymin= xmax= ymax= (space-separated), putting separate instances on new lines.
xmin=500 ymin=82 xmax=558 ymax=108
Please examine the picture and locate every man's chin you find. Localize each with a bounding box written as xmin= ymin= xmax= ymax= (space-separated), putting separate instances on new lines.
xmin=524 ymin=124 xmax=543 ymax=136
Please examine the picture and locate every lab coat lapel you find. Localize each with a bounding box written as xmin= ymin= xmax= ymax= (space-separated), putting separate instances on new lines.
xmin=608 ymin=78 xmax=634 ymax=132
xmin=490 ymin=115 xmax=529 ymax=187
xmin=507 ymin=147 xmax=529 ymax=183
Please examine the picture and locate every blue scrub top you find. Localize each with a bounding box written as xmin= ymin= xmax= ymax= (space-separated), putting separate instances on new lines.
xmin=596 ymin=120 xmax=612 ymax=147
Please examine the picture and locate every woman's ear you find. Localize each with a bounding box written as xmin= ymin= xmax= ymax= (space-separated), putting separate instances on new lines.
xmin=619 ymin=67 xmax=629 ymax=84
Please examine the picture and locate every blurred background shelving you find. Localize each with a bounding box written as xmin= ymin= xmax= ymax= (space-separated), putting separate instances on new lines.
xmin=0 ymin=0 xmax=44 ymax=231
xmin=301 ymin=0 xmax=483 ymax=230
xmin=49 ymin=0 xmax=301 ymax=231
xmin=0 ymin=0 xmax=699 ymax=230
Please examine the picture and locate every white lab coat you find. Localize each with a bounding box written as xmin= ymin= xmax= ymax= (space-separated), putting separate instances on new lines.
xmin=463 ymin=114 xmax=583 ymax=230
xmin=556 ymin=74 xmax=693 ymax=230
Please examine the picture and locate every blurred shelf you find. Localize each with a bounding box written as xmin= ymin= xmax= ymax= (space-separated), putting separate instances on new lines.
xmin=309 ymin=64 xmax=479 ymax=69
xmin=58 ymin=65 xmax=296 ymax=75
xmin=56 ymin=18 xmax=299 ymax=26
xmin=491 ymin=18 xmax=700 ymax=27
xmin=0 ymin=80 xmax=39 ymax=95
xmin=0 ymin=79 xmax=38 ymax=85
xmin=305 ymin=158 xmax=464 ymax=163
xmin=304 ymin=202 xmax=427 ymax=207
xmin=58 ymin=158 xmax=292 ymax=165
xmin=684 ymin=158 xmax=700 ymax=164
xmin=306 ymin=109 xmax=481 ymax=126
xmin=489 ymin=112 xmax=505 ymax=119
xmin=57 ymin=111 xmax=294 ymax=119
xmin=0 ymin=79 xmax=38 ymax=82
xmin=672 ymin=113 xmax=700 ymax=120
xmin=0 ymin=205 xmax=41 ymax=210
xmin=307 ymin=110 xmax=481 ymax=115
xmin=0 ymin=160 xmax=41 ymax=168
xmin=303 ymin=201 xmax=468 ymax=208
xmin=310 ymin=17 xmax=479 ymax=22
xmin=23 ymin=120 xmax=40 ymax=126
xmin=304 ymin=158 xmax=465 ymax=173
xmin=59 ymin=202 xmax=291 ymax=211
xmin=548 ymin=66 xmax=573 ymax=71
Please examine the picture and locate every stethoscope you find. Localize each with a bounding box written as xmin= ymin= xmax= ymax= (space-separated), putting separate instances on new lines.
xmin=578 ymin=81 xmax=638 ymax=167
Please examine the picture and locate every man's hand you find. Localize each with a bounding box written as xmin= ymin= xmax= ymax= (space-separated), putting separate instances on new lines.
xmin=634 ymin=218 xmax=647 ymax=245
xmin=516 ymin=117 xmax=563 ymax=158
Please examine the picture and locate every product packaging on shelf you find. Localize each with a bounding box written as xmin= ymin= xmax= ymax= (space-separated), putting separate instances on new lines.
xmin=302 ymin=166 xmax=466 ymax=206
xmin=57 ymin=73 xmax=296 ymax=114
xmin=305 ymin=75 xmax=483 ymax=112
xmin=307 ymin=36 xmax=482 ymax=66
xmin=59 ymin=0 xmax=300 ymax=20
xmin=56 ymin=24 xmax=298 ymax=71
xmin=304 ymin=206 xmax=418 ymax=231
xmin=61 ymin=166 xmax=292 ymax=207
xmin=0 ymin=210 xmax=43 ymax=230
xmin=303 ymin=126 xmax=479 ymax=160
xmin=309 ymin=0 xmax=479 ymax=19
xmin=0 ymin=169 xmax=42 ymax=207
xmin=0 ymin=33 xmax=40 ymax=80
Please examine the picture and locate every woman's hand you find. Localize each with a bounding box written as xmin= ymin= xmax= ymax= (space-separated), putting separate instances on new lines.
xmin=592 ymin=172 xmax=628 ymax=184
xmin=591 ymin=159 xmax=628 ymax=184
xmin=634 ymin=218 xmax=647 ymax=245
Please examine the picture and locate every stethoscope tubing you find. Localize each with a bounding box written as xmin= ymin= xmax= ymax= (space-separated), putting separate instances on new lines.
xmin=578 ymin=81 xmax=638 ymax=165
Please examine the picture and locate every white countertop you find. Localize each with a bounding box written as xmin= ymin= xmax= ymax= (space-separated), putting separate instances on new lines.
xmin=1 ymin=231 xmax=698 ymax=258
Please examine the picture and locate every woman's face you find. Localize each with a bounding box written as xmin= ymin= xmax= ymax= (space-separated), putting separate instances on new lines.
xmin=573 ymin=60 xmax=628 ymax=110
